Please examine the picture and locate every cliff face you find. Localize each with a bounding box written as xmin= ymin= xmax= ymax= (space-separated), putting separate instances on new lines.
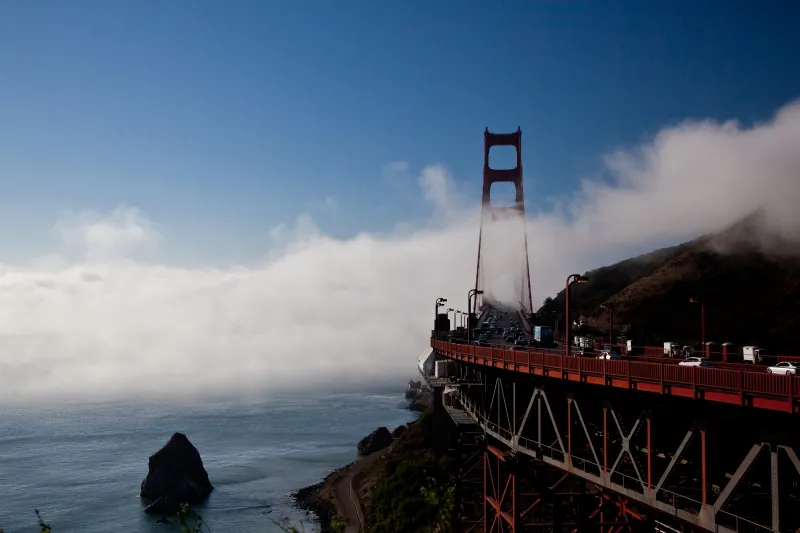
xmin=538 ymin=212 xmax=800 ymax=350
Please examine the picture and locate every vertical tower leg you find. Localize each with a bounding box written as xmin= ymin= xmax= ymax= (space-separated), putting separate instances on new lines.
xmin=478 ymin=128 xmax=532 ymax=313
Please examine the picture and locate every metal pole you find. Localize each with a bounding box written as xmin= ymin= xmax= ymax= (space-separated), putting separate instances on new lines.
xmin=701 ymin=429 xmax=707 ymax=506
xmin=467 ymin=299 xmax=471 ymax=342
xmin=565 ymin=277 xmax=571 ymax=358
xmin=467 ymin=290 xmax=475 ymax=344
xmin=483 ymin=452 xmax=488 ymax=533
xmin=647 ymin=416 xmax=652 ymax=489
xmin=603 ymin=407 xmax=608 ymax=477
xmin=610 ymin=307 xmax=614 ymax=344
xmin=701 ymin=301 xmax=706 ymax=355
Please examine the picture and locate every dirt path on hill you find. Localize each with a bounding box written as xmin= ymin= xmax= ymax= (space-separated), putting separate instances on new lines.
xmin=328 ymin=451 xmax=385 ymax=532
xmin=334 ymin=472 xmax=362 ymax=533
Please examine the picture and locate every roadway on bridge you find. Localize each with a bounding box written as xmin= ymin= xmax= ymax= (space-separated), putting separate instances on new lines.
xmin=477 ymin=307 xmax=522 ymax=347
xmin=477 ymin=307 xmax=769 ymax=372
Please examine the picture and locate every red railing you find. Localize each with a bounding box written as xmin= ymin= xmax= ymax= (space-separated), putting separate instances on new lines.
xmin=431 ymin=339 xmax=800 ymax=414
xmin=636 ymin=345 xmax=800 ymax=364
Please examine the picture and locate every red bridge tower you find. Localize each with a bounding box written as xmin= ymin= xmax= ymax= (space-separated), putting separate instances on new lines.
xmin=474 ymin=127 xmax=534 ymax=315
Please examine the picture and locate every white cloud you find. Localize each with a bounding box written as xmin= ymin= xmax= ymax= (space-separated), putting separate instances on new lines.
xmin=54 ymin=205 xmax=162 ymax=263
xmin=1 ymin=99 xmax=800 ymax=406
xmin=419 ymin=164 xmax=459 ymax=212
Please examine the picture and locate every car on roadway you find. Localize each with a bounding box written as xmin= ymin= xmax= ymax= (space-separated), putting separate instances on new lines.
xmin=597 ymin=351 xmax=621 ymax=360
xmin=678 ymin=357 xmax=714 ymax=367
xmin=767 ymin=362 xmax=797 ymax=375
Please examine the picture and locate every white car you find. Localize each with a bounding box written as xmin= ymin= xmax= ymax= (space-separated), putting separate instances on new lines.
xmin=767 ymin=362 xmax=797 ymax=375
xmin=678 ymin=357 xmax=713 ymax=367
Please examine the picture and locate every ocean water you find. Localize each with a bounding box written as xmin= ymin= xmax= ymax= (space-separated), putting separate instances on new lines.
xmin=0 ymin=385 xmax=416 ymax=533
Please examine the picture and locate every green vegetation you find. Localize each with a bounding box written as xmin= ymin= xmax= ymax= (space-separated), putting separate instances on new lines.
xmin=366 ymin=457 xmax=455 ymax=533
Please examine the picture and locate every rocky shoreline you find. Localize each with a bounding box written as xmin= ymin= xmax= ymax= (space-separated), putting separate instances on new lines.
xmin=291 ymin=478 xmax=340 ymax=533
xmin=292 ymin=380 xmax=431 ymax=531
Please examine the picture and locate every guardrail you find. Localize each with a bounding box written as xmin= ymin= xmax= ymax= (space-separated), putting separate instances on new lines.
xmin=461 ymin=331 xmax=800 ymax=364
xmin=432 ymin=339 xmax=800 ymax=413
xmin=443 ymin=338 xmax=778 ymax=371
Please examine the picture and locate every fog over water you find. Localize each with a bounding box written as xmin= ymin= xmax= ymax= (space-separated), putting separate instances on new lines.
xmin=1 ymin=100 xmax=799 ymax=406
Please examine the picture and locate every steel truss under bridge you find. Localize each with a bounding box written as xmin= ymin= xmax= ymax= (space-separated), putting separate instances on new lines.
xmin=441 ymin=362 xmax=800 ymax=533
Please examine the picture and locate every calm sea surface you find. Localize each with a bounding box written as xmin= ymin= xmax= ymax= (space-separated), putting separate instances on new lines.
xmin=0 ymin=384 xmax=416 ymax=533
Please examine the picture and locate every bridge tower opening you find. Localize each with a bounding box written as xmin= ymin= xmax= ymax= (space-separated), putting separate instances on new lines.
xmin=474 ymin=127 xmax=534 ymax=316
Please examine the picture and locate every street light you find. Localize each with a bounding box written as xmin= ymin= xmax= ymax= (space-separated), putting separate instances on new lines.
xmin=447 ymin=307 xmax=456 ymax=331
xmin=435 ymin=297 xmax=447 ymax=322
xmin=600 ymin=303 xmax=614 ymax=345
xmin=690 ymin=297 xmax=705 ymax=355
xmin=565 ymin=274 xmax=589 ymax=357
xmin=467 ymin=289 xmax=484 ymax=343
xmin=467 ymin=289 xmax=484 ymax=316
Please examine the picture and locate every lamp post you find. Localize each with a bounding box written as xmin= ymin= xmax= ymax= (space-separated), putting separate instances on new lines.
xmin=690 ymin=297 xmax=705 ymax=356
xmin=601 ymin=303 xmax=614 ymax=345
xmin=467 ymin=289 xmax=484 ymax=343
xmin=435 ymin=297 xmax=447 ymax=322
xmin=565 ymin=274 xmax=589 ymax=357
xmin=447 ymin=308 xmax=456 ymax=331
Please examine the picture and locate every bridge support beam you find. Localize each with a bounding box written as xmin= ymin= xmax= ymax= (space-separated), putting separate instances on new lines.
xmin=448 ymin=359 xmax=800 ymax=532
xmin=484 ymin=444 xmax=518 ymax=532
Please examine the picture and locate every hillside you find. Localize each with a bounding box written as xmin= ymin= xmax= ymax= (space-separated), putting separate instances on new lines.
xmin=294 ymin=407 xmax=456 ymax=533
xmin=537 ymin=212 xmax=800 ymax=352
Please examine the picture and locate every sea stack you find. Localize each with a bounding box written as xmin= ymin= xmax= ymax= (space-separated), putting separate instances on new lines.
xmin=141 ymin=432 xmax=214 ymax=515
xmin=357 ymin=426 xmax=393 ymax=455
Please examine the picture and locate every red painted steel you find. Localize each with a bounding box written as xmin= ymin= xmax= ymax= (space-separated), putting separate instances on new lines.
xmin=432 ymin=339 xmax=800 ymax=413
xmin=477 ymin=128 xmax=534 ymax=314
xmin=484 ymin=447 xmax=517 ymax=532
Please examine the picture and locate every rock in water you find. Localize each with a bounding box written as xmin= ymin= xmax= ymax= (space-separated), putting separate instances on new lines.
xmin=390 ymin=425 xmax=407 ymax=439
xmin=357 ymin=427 xmax=393 ymax=456
xmin=140 ymin=432 xmax=214 ymax=507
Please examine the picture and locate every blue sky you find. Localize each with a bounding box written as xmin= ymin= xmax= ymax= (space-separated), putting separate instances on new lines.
xmin=1 ymin=0 xmax=798 ymax=265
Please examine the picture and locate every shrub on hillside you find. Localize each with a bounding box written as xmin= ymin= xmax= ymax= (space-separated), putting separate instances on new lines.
xmin=366 ymin=457 xmax=454 ymax=533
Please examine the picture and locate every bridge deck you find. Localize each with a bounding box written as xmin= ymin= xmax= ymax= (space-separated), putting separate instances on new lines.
xmin=432 ymin=339 xmax=800 ymax=413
